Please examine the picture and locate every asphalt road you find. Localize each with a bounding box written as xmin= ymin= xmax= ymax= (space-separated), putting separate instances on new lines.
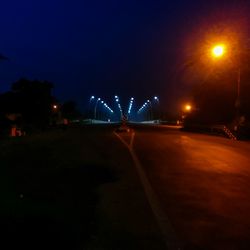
xmin=0 ymin=125 xmax=165 ymax=250
xmin=2 ymin=124 xmax=250 ymax=250
xmin=121 ymin=125 xmax=250 ymax=250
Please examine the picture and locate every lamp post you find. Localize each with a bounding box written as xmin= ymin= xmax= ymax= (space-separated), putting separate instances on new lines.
xmin=94 ymin=98 xmax=101 ymax=120
xmin=181 ymin=104 xmax=193 ymax=123
xmin=147 ymin=100 xmax=153 ymax=120
xmin=235 ymin=68 xmax=241 ymax=110
xmin=154 ymin=96 xmax=159 ymax=102
xmin=211 ymin=43 xmax=241 ymax=116
xmin=153 ymin=96 xmax=160 ymax=120
xmin=212 ymin=44 xmax=225 ymax=58
xmin=115 ymin=96 xmax=123 ymax=121
xmin=185 ymin=104 xmax=192 ymax=112
xmin=127 ymin=97 xmax=134 ymax=120
xmin=89 ymin=96 xmax=95 ymax=118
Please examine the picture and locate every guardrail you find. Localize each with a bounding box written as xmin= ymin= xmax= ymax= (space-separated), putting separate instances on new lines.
xmin=223 ymin=126 xmax=237 ymax=140
xmin=184 ymin=124 xmax=238 ymax=140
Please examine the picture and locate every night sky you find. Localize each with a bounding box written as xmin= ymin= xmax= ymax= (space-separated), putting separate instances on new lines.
xmin=0 ymin=0 xmax=249 ymax=112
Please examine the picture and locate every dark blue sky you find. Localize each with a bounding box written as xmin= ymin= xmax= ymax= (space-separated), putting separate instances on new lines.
xmin=0 ymin=0 xmax=249 ymax=111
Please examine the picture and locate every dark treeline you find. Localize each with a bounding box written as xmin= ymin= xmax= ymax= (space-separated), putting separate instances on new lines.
xmin=183 ymin=68 xmax=250 ymax=138
xmin=0 ymin=78 xmax=80 ymax=136
xmin=187 ymin=70 xmax=250 ymax=124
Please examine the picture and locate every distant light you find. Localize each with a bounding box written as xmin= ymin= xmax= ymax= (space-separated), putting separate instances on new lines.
xmin=53 ymin=105 xmax=57 ymax=109
xmin=98 ymin=98 xmax=101 ymax=101
xmin=154 ymin=96 xmax=158 ymax=100
xmin=91 ymin=96 xmax=95 ymax=99
xmin=101 ymin=101 xmax=104 ymax=103
xmin=147 ymin=100 xmax=150 ymax=102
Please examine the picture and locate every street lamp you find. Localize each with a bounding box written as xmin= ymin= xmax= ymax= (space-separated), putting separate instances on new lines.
xmin=114 ymin=96 xmax=123 ymax=120
xmin=211 ymin=43 xmax=241 ymax=115
xmin=94 ymin=98 xmax=101 ymax=120
xmin=153 ymin=96 xmax=160 ymax=120
xmin=100 ymin=101 xmax=114 ymax=121
xmin=127 ymin=97 xmax=134 ymax=119
xmin=181 ymin=104 xmax=193 ymax=123
xmin=212 ymin=44 xmax=225 ymax=58
xmin=88 ymin=96 xmax=95 ymax=118
xmin=185 ymin=104 xmax=192 ymax=112
xmin=147 ymin=100 xmax=153 ymax=120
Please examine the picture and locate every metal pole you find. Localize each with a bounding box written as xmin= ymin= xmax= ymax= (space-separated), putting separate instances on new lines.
xmin=148 ymin=101 xmax=153 ymax=120
xmin=235 ymin=68 xmax=241 ymax=116
xmin=237 ymin=68 xmax=241 ymax=104
xmin=89 ymin=97 xmax=95 ymax=119
xmin=94 ymin=99 xmax=100 ymax=120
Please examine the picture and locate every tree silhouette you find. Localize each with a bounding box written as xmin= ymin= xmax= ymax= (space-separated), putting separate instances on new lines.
xmin=61 ymin=101 xmax=81 ymax=120
xmin=12 ymin=78 xmax=54 ymax=127
xmin=0 ymin=78 xmax=54 ymax=129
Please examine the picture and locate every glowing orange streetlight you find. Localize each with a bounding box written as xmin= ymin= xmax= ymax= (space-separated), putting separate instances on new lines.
xmin=53 ymin=104 xmax=58 ymax=110
xmin=211 ymin=42 xmax=241 ymax=113
xmin=181 ymin=104 xmax=193 ymax=123
xmin=185 ymin=104 xmax=192 ymax=112
xmin=212 ymin=44 xmax=225 ymax=58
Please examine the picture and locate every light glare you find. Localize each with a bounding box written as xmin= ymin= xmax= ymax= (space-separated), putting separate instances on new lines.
xmin=185 ymin=105 xmax=192 ymax=111
xmin=212 ymin=44 xmax=225 ymax=58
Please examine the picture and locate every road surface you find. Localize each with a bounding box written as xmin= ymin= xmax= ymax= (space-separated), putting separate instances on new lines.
xmin=2 ymin=124 xmax=250 ymax=250
xmin=120 ymin=125 xmax=250 ymax=250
